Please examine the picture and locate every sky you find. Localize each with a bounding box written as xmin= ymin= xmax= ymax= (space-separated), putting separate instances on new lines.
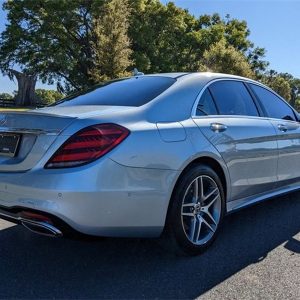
xmin=1 ymin=0 xmax=300 ymax=93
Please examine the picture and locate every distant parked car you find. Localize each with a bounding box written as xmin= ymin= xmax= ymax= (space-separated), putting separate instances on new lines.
xmin=0 ymin=72 xmax=299 ymax=255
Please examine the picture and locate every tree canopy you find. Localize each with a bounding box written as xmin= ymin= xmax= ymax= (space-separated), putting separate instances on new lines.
xmin=0 ymin=0 xmax=132 ymax=105
xmin=201 ymin=39 xmax=254 ymax=78
xmin=0 ymin=0 xmax=299 ymax=108
xmin=262 ymin=73 xmax=291 ymax=101
xmin=35 ymin=89 xmax=63 ymax=105
xmin=129 ymin=2 xmax=267 ymax=74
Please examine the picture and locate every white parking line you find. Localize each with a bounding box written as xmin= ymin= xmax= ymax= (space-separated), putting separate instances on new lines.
xmin=0 ymin=219 xmax=15 ymax=230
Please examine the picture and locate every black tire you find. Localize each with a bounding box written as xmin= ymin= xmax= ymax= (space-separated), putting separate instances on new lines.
xmin=163 ymin=164 xmax=225 ymax=256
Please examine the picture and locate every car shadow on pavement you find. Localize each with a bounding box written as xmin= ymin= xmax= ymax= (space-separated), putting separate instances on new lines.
xmin=0 ymin=192 xmax=299 ymax=299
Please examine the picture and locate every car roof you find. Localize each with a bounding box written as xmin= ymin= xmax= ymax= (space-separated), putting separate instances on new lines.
xmin=143 ymin=72 xmax=263 ymax=122
xmin=142 ymin=72 xmax=189 ymax=79
xmin=144 ymin=72 xmax=257 ymax=83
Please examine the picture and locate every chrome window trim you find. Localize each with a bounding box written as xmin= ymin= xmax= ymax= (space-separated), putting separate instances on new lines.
xmin=191 ymin=77 xmax=298 ymax=120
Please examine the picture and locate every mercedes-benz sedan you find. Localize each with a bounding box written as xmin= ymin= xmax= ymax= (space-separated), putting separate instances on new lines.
xmin=0 ymin=72 xmax=299 ymax=255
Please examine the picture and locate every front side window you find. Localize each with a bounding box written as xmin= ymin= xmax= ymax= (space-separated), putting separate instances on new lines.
xmin=209 ymin=81 xmax=259 ymax=117
xmin=249 ymin=84 xmax=296 ymax=121
xmin=196 ymin=89 xmax=218 ymax=116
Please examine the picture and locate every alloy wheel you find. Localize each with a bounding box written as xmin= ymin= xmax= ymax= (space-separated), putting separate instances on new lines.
xmin=181 ymin=175 xmax=221 ymax=245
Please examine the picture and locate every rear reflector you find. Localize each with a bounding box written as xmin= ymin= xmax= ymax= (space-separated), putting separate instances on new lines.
xmin=45 ymin=123 xmax=129 ymax=168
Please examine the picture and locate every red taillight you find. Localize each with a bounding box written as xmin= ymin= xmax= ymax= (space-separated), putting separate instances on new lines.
xmin=45 ymin=123 xmax=130 ymax=169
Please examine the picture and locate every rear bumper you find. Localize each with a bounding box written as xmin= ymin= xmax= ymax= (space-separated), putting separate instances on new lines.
xmin=0 ymin=158 xmax=178 ymax=237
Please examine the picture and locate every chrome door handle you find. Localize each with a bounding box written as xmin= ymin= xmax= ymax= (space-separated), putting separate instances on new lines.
xmin=278 ymin=124 xmax=288 ymax=132
xmin=210 ymin=123 xmax=227 ymax=132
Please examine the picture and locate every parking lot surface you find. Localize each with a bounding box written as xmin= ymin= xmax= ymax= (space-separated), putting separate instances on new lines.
xmin=0 ymin=193 xmax=299 ymax=299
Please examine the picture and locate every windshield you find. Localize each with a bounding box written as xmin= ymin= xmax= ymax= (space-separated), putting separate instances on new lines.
xmin=54 ymin=76 xmax=176 ymax=107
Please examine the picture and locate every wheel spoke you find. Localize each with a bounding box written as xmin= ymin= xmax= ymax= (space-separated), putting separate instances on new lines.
xmin=193 ymin=178 xmax=199 ymax=200
xmin=182 ymin=203 xmax=195 ymax=207
xmin=199 ymin=176 xmax=204 ymax=199
xmin=189 ymin=217 xmax=197 ymax=240
xmin=201 ymin=216 xmax=216 ymax=233
xmin=182 ymin=212 xmax=194 ymax=217
xmin=204 ymin=210 xmax=217 ymax=225
xmin=195 ymin=216 xmax=203 ymax=242
xmin=204 ymin=187 xmax=218 ymax=201
xmin=205 ymin=194 xmax=219 ymax=209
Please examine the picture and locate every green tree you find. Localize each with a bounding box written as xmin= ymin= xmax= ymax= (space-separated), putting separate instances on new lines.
xmin=90 ymin=0 xmax=132 ymax=82
xmin=289 ymin=79 xmax=300 ymax=108
xmin=269 ymin=77 xmax=291 ymax=101
xmin=0 ymin=0 xmax=270 ymax=106
xmin=248 ymin=47 xmax=269 ymax=78
xmin=260 ymin=71 xmax=300 ymax=107
xmin=0 ymin=92 xmax=13 ymax=100
xmin=0 ymin=0 xmax=132 ymax=105
xmin=202 ymin=39 xmax=254 ymax=78
xmin=129 ymin=1 xmax=201 ymax=72
xmin=277 ymin=73 xmax=300 ymax=107
xmin=35 ymin=89 xmax=63 ymax=105
xmin=129 ymin=4 xmax=266 ymax=75
xmin=262 ymin=73 xmax=291 ymax=101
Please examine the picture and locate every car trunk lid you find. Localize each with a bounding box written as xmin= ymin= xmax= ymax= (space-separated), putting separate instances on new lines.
xmin=0 ymin=111 xmax=76 ymax=172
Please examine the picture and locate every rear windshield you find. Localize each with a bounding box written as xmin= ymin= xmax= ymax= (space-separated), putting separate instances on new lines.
xmin=54 ymin=76 xmax=176 ymax=107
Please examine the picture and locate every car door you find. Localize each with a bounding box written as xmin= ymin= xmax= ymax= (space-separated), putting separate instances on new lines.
xmin=192 ymin=80 xmax=278 ymax=202
xmin=249 ymin=83 xmax=300 ymax=187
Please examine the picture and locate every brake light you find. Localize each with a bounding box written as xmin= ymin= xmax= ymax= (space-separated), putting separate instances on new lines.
xmin=45 ymin=123 xmax=129 ymax=168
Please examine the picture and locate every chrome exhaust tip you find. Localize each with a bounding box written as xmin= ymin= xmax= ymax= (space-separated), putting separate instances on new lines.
xmin=21 ymin=219 xmax=63 ymax=237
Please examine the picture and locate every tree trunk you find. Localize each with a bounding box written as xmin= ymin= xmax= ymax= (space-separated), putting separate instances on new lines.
xmin=9 ymin=70 xmax=37 ymax=106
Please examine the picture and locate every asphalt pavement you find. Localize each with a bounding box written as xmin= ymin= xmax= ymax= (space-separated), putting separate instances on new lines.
xmin=0 ymin=192 xmax=299 ymax=299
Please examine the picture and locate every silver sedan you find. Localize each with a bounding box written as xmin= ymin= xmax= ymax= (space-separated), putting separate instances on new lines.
xmin=0 ymin=72 xmax=299 ymax=255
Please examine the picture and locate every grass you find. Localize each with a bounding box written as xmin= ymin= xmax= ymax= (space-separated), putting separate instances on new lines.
xmin=0 ymin=107 xmax=29 ymax=111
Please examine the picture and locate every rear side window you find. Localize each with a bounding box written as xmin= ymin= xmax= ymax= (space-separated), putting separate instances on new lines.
xmin=249 ymin=84 xmax=296 ymax=121
xmin=196 ymin=89 xmax=218 ymax=116
xmin=209 ymin=81 xmax=259 ymax=116
xmin=55 ymin=76 xmax=176 ymax=107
